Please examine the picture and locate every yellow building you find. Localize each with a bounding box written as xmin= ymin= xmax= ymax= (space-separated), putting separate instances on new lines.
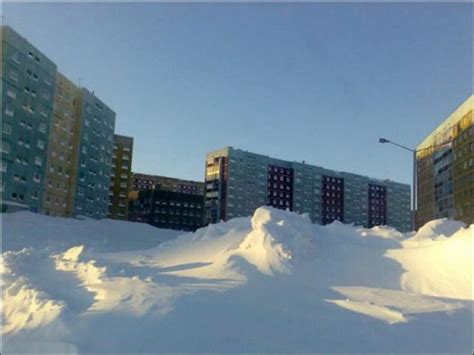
xmin=108 ymin=134 xmax=134 ymax=220
xmin=41 ymin=72 xmax=79 ymax=217
xmin=416 ymin=95 xmax=473 ymax=228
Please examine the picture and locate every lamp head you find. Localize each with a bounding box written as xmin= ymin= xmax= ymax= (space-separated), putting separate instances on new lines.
xmin=379 ymin=138 xmax=390 ymax=144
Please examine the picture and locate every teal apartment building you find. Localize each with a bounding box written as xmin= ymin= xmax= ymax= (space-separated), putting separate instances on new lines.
xmin=69 ymin=88 xmax=116 ymax=219
xmin=1 ymin=26 xmax=57 ymax=212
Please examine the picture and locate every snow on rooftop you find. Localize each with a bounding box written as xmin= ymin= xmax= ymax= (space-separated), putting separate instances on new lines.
xmin=1 ymin=207 xmax=472 ymax=353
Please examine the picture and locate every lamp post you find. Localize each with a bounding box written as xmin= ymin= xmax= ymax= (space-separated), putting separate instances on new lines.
xmin=379 ymin=137 xmax=453 ymax=230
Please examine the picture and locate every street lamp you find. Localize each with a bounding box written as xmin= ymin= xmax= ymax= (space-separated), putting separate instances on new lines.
xmin=379 ymin=138 xmax=417 ymax=214
xmin=379 ymin=137 xmax=453 ymax=230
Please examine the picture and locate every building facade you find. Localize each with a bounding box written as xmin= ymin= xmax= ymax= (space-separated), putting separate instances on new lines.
xmin=205 ymin=147 xmax=412 ymax=232
xmin=132 ymin=173 xmax=204 ymax=195
xmin=41 ymin=72 xmax=79 ymax=216
xmin=1 ymin=26 xmax=117 ymax=219
xmin=416 ymin=95 xmax=473 ymax=228
xmin=129 ymin=188 xmax=205 ymax=231
xmin=108 ymin=134 xmax=133 ymax=220
xmin=1 ymin=26 xmax=57 ymax=212
xmin=69 ymin=88 xmax=115 ymax=219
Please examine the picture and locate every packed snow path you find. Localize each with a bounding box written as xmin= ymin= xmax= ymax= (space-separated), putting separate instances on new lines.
xmin=2 ymin=207 xmax=473 ymax=353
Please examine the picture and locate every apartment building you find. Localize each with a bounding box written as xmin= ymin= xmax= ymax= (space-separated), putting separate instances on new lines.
xmin=129 ymin=173 xmax=205 ymax=230
xmin=128 ymin=188 xmax=204 ymax=231
xmin=41 ymin=72 xmax=78 ymax=216
xmin=69 ymin=88 xmax=115 ymax=219
xmin=1 ymin=26 xmax=57 ymax=212
xmin=205 ymin=147 xmax=412 ymax=232
xmin=1 ymin=26 xmax=116 ymax=219
xmin=416 ymin=95 xmax=473 ymax=228
xmin=132 ymin=173 xmax=204 ymax=195
xmin=108 ymin=134 xmax=133 ymax=220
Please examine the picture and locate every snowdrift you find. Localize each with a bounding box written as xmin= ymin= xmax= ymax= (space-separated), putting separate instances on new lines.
xmin=1 ymin=207 xmax=473 ymax=353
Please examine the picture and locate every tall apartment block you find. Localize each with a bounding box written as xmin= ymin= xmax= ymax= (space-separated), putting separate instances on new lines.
xmin=205 ymin=147 xmax=412 ymax=232
xmin=1 ymin=26 xmax=116 ymax=219
xmin=416 ymin=95 xmax=473 ymax=228
xmin=69 ymin=88 xmax=115 ymax=219
xmin=1 ymin=26 xmax=57 ymax=212
xmin=41 ymin=72 xmax=78 ymax=216
xmin=108 ymin=134 xmax=133 ymax=220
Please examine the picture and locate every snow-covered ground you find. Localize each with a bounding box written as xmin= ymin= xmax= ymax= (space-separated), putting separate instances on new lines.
xmin=2 ymin=207 xmax=473 ymax=353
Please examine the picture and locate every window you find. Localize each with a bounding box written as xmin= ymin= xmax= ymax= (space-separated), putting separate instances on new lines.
xmin=5 ymin=106 xmax=14 ymax=117
xmin=33 ymin=172 xmax=41 ymax=183
xmin=37 ymin=140 xmax=45 ymax=150
xmin=39 ymin=123 xmax=47 ymax=133
xmin=11 ymin=51 xmax=21 ymax=64
xmin=3 ymin=123 xmax=12 ymax=135
xmin=10 ymin=70 xmax=19 ymax=82
xmin=35 ymin=157 xmax=42 ymax=166
xmin=1 ymin=142 xmax=11 ymax=154
xmin=31 ymin=190 xmax=39 ymax=200
xmin=7 ymin=88 xmax=16 ymax=99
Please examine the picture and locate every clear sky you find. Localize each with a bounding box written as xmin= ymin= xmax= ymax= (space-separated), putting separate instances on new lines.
xmin=3 ymin=2 xmax=472 ymax=185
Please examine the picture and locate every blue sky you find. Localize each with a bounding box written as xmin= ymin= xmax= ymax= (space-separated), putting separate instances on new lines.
xmin=3 ymin=2 xmax=472 ymax=184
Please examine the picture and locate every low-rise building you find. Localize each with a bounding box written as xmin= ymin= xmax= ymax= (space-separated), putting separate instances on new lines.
xmin=129 ymin=188 xmax=204 ymax=231
xmin=132 ymin=173 xmax=204 ymax=195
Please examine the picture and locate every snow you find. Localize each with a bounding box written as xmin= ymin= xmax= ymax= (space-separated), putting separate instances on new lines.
xmin=387 ymin=221 xmax=473 ymax=300
xmin=1 ymin=207 xmax=473 ymax=353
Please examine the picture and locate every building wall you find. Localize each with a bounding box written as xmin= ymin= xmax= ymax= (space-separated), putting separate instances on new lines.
xmin=69 ymin=89 xmax=115 ymax=219
xmin=452 ymin=106 xmax=473 ymax=225
xmin=129 ymin=188 xmax=204 ymax=231
xmin=416 ymin=147 xmax=435 ymax=228
xmin=42 ymin=72 xmax=78 ymax=216
xmin=1 ymin=26 xmax=117 ymax=220
xmin=1 ymin=26 xmax=57 ymax=212
xmin=108 ymin=134 xmax=133 ymax=220
xmin=416 ymin=95 xmax=473 ymax=228
xmin=132 ymin=173 xmax=158 ymax=191
xmin=132 ymin=173 xmax=204 ymax=195
xmin=205 ymin=147 xmax=412 ymax=231
xmin=385 ymin=181 xmax=412 ymax=232
xmin=341 ymin=172 xmax=369 ymax=227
